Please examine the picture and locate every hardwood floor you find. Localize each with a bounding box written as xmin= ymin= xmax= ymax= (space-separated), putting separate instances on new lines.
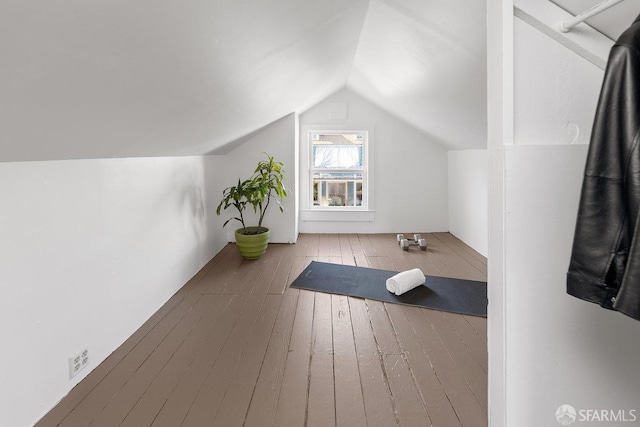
xmin=36 ymin=233 xmax=487 ymax=427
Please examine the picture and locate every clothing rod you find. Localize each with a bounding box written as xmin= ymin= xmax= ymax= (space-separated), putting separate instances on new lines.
xmin=560 ymin=0 xmax=625 ymax=33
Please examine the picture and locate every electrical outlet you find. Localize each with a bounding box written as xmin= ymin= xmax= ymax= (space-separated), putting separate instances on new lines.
xmin=81 ymin=347 xmax=89 ymax=368
xmin=69 ymin=347 xmax=89 ymax=379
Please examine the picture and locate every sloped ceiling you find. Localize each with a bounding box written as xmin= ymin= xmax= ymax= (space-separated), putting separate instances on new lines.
xmin=348 ymin=0 xmax=487 ymax=149
xmin=0 ymin=0 xmax=487 ymax=162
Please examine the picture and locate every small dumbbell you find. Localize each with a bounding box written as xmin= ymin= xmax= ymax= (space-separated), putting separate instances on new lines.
xmin=418 ymin=238 xmax=427 ymax=251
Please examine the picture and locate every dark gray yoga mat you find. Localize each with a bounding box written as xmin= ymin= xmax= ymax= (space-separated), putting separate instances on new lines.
xmin=290 ymin=261 xmax=487 ymax=317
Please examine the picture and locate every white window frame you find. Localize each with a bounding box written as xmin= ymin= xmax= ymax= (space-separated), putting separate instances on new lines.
xmin=310 ymin=131 xmax=368 ymax=210
xmin=300 ymin=126 xmax=375 ymax=222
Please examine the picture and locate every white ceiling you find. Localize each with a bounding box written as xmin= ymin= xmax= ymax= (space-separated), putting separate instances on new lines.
xmin=551 ymin=0 xmax=639 ymax=40
xmin=0 ymin=0 xmax=487 ymax=162
xmin=348 ymin=0 xmax=487 ymax=149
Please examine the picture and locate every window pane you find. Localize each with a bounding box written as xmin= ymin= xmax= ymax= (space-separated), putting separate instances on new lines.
xmin=312 ymin=133 xmax=364 ymax=169
xmin=312 ymin=172 xmax=363 ymax=207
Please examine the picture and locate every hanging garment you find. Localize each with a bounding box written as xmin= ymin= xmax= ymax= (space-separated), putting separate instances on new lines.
xmin=567 ymin=14 xmax=640 ymax=321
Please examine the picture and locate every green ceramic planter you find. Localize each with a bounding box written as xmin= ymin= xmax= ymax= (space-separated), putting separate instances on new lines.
xmin=235 ymin=227 xmax=270 ymax=259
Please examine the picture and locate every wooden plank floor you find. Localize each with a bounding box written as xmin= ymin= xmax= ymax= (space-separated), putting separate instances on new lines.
xmin=36 ymin=233 xmax=487 ymax=427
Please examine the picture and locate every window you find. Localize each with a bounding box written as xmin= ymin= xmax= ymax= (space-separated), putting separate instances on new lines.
xmin=310 ymin=131 xmax=367 ymax=209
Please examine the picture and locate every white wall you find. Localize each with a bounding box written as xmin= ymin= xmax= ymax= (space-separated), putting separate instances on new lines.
xmin=209 ymin=113 xmax=298 ymax=243
xmin=0 ymin=156 xmax=223 ymax=427
xmin=504 ymin=145 xmax=640 ymax=424
xmin=513 ymin=13 xmax=603 ymax=146
xmin=448 ymin=150 xmax=488 ymax=257
xmin=298 ymin=89 xmax=449 ymax=233
xmin=486 ymin=11 xmax=640 ymax=426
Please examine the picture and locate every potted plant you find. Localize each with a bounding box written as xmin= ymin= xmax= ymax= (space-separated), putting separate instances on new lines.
xmin=216 ymin=153 xmax=288 ymax=259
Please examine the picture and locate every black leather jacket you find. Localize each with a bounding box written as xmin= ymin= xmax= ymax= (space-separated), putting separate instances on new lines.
xmin=567 ymin=15 xmax=640 ymax=321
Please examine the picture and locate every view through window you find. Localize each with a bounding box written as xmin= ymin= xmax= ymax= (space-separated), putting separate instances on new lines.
xmin=311 ymin=132 xmax=366 ymax=208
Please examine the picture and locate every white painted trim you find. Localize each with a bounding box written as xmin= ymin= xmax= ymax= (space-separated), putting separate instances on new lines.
xmin=300 ymin=209 xmax=375 ymax=222
xmin=514 ymin=0 xmax=615 ymax=67
xmin=560 ymin=0 xmax=625 ymax=33
xmin=487 ymin=1 xmax=514 ymax=425
xmin=300 ymin=124 xmax=375 ymax=221
xmin=514 ymin=8 xmax=607 ymax=70
xmin=308 ymin=130 xmax=369 ymax=210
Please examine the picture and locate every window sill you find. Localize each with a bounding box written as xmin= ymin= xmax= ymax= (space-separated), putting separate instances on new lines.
xmin=300 ymin=209 xmax=375 ymax=222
